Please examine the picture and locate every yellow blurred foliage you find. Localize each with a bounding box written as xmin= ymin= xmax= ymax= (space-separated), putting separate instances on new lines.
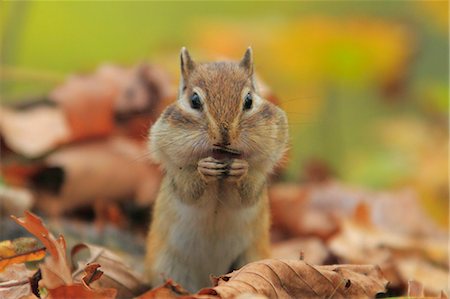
xmin=417 ymin=1 xmax=449 ymax=33
xmin=193 ymin=17 xmax=415 ymax=124
xmin=377 ymin=118 xmax=448 ymax=226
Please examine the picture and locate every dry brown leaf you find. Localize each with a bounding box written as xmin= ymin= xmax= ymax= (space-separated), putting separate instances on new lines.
xmin=50 ymin=67 xmax=119 ymax=142
xmin=0 ymin=185 xmax=34 ymax=217
xmin=50 ymin=63 xmax=172 ymax=142
xmin=135 ymin=280 xmax=189 ymax=299
xmin=11 ymin=211 xmax=73 ymax=289
xmin=54 ymin=80 xmax=115 ymax=141
xmin=0 ymin=63 xmax=171 ymax=158
xmin=11 ymin=211 xmax=118 ymax=298
xmin=33 ymin=137 xmax=162 ymax=216
xmin=47 ymin=264 xmax=117 ymax=299
xmin=0 ymin=264 xmax=35 ymax=299
xmin=297 ymin=181 xmax=447 ymax=240
xmin=0 ymin=162 xmax=43 ymax=187
xmin=407 ymin=280 xmax=449 ymax=299
xmin=198 ymin=259 xmax=388 ymax=299
xmin=396 ymin=257 xmax=449 ymax=296
xmin=71 ymin=243 xmax=148 ymax=298
xmin=269 ymin=183 xmax=338 ymax=239
xmin=329 ymin=203 xmax=449 ymax=294
xmin=0 ymin=106 xmax=71 ymax=158
xmin=82 ymin=263 xmax=105 ymax=286
xmin=330 ymin=204 xmax=448 ymax=264
xmin=234 ymin=293 xmax=268 ymax=299
xmin=115 ymin=64 xmax=173 ymax=117
xmin=369 ymin=189 xmax=447 ymax=239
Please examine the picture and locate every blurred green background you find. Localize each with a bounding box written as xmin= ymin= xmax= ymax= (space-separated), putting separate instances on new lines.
xmin=1 ymin=1 xmax=448 ymax=224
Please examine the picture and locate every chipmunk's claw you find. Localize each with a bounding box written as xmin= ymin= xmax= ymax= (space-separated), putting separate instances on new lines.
xmin=198 ymin=157 xmax=227 ymax=182
xmin=224 ymin=159 xmax=248 ymax=182
xmin=198 ymin=157 xmax=248 ymax=183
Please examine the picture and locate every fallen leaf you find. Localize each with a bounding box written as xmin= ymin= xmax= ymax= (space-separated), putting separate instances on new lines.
xmin=11 ymin=211 xmax=73 ymax=289
xmin=328 ymin=203 xmax=449 ymax=294
xmin=0 ymin=264 xmax=35 ymax=299
xmin=32 ymin=137 xmax=162 ymax=217
xmin=396 ymin=257 xmax=449 ymax=296
xmin=234 ymin=294 xmax=268 ymax=299
xmin=0 ymin=180 xmax=35 ymax=213
xmin=11 ymin=211 xmax=118 ymax=298
xmin=198 ymin=259 xmax=388 ymax=299
xmin=47 ymin=282 xmax=116 ymax=299
xmin=71 ymin=243 xmax=148 ymax=298
xmin=135 ymin=280 xmax=188 ymax=299
xmin=0 ymin=245 xmax=45 ymax=272
xmin=0 ymin=106 xmax=71 ymax=158
xmin=82 ymin=263 xmax=104 ymax=286
xmin=0 ymin=162 xmax=43 ymax=187
xmin=115 ymin=64 xmax=173 ymax=119
xmin=269 ymin=183 xmax=338 ymax=239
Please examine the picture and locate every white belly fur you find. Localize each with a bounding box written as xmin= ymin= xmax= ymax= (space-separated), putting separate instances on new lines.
xmin=154 ymin=186 xmax=260 ymax=292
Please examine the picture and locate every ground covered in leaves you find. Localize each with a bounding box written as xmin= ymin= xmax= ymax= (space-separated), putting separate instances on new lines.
xmin=1 ymin=62 xmax=448 ymax=298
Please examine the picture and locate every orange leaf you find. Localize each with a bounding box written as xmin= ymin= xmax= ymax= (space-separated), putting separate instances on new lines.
xmin=0 ymin=247 xmax=46 ymax=272
xmin=11 ymin=211 xmax=72 ymax=289
xmin=11 ymin=211 xmax=61 ymax=260
xmin=47 ymin=284 xmax=117 ymax=299
xmin=47 ymin=263 xmax=117 ymax=299
xmin=135 ymin=280 xmax=188 ymax=299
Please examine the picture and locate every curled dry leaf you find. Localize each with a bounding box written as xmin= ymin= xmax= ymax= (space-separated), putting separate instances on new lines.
xmin=47 ymin=263 xmax=117 ymax=299
xmin=11 ymin=211 xmax=73 ymax=290
xmin=11 ymin=211 xmax=118 ymax=298
xmin=198 ymin=259 xmax=388 ymax=299
xmin=71 ymin=243 xmax=148 ymax=298
xmin=82 ymin=263 xmax=104 ymax=286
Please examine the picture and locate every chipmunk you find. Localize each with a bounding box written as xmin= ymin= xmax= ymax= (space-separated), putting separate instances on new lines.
xmin=145 ymin=47 xmax=288 ymax=292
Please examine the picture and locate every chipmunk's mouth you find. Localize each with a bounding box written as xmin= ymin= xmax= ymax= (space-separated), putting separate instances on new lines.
xmin=211 ymin=145 xmax=242 ymax=160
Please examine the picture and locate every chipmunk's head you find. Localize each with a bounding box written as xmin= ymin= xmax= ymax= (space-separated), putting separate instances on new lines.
xmin=151 ymin=47 xmax=288 ymax=168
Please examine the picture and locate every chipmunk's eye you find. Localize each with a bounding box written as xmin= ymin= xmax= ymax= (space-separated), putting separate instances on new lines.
xmin=243 ymin=92 xmax=253 ymax=110
xmin=190 ymin=92 xmax=202 ymax=110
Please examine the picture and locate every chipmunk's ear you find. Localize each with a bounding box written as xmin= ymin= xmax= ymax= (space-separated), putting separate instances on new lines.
xmin=239 ymin=47 xmax=254 ymax=76
xmin=180 ymin=47 xmax=195 ymax=79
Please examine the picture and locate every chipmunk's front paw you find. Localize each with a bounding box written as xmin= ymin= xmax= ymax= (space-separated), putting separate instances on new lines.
xmin=225 ymin=159 xmax=248 ymax=183
xmin=198 ymin=157 xmax=226 ymax=182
